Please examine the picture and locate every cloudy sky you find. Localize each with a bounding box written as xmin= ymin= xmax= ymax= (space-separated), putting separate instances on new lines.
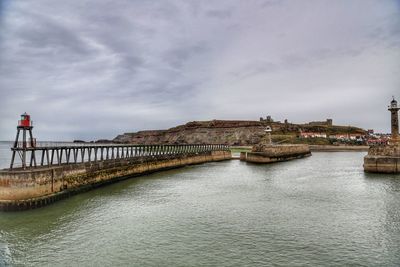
xmin=0 ymin=0 xmax=399 ymax=141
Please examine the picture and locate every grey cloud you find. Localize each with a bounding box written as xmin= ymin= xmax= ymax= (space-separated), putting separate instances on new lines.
xmin=260 ymin=0 xmax=284 ymax=8
xmin=205 ymin=9 xmax=232 ymax=19
xmin=230 ymin=61 xmax=279 ymax=80
xmin=12 ymin=11 xmax=94 ymax=59
xmin=0 ymin=0 xmax=399 ymax=140
xmin=164 ymin=43 xmax=209 ymax=69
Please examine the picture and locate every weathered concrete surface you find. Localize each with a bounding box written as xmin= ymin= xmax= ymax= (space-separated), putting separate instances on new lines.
xmin=364 ymin=144 xmax=400 ymax=173
xmin=0 ymin=151 xmax=231 ymax=211
xmin=309 ymin=145 xmax=369 ymax=152
xmin=241 ymin=144 xmax=311 ymax=164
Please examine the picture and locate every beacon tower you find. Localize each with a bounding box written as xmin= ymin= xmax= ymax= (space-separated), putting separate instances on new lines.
xmin=10 ymin=113 xmax=37 ymax=169
xmin=388 ymin=97 xmax=400 ymax=144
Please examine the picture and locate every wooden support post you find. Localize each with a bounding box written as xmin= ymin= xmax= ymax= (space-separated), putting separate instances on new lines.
xmin=46 ymin=149 xmax=50 ymax=166
xmin=29 ymin=151 xmax=33 ymax=167
xmin=50 ymin=149 xmax=55 ymax=165
xmin=81 ymin=148 xmax=86 ymax=163
xmin=56 ymin=149 xmax=60 ymax=165
xmin=21 ymin=129 xmax=26 ymax=169
xmin=9 ymin=150 xmax=16 ymax=169
xmin=88 ymin=148 xmax=92 ymax=162
xmin=66 ymin=148 xmax=71 ymax=164
xmin=40 ymin=150 xmax=45 ymax=166
xmin=28 ymin=129 xmax=36 ymax=167
xmin=73 ymin=148 xmax=78 ymax=163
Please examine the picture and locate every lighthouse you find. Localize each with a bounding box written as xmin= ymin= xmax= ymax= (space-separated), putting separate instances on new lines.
xmin=10 ymin=113 xmax=37 ymax=169
xmin=388 ymin=97 xmax=400 ymax=144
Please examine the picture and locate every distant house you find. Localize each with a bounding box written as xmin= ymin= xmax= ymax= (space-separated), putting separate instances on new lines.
xmin=329 ymin=133 xmax=365 ymax=141
xmin=300 ymin=132 xmax=327 ymax=138
xmin=367 ymin=138 xmax=388 ymax=145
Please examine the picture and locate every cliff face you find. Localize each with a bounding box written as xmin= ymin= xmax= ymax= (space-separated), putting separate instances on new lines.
xmin=114 ymin=121 xmax=266 ymax=145
xmin=113 ymin=120 xmax=366 ymax=145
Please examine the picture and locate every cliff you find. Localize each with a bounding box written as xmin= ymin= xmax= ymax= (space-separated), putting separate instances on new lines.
xmin=113 ymin=120 xmax=366 ymax=146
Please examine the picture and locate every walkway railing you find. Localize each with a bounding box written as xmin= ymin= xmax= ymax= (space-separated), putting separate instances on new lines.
xmin=9 ymin=144 xmax=230 ymax=169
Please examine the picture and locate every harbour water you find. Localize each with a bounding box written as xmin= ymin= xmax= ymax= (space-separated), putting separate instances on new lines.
xmin=0 ymin=142 xmax=12 ymax=169
xmin=0 ymin=149 xmax=400 ymax=266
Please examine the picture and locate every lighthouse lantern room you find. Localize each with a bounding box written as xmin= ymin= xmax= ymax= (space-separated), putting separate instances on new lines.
xmin=18 ymin=112 xmax=32 ymax=128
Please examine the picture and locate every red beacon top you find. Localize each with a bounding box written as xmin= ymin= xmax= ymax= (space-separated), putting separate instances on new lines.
xmin=18 ymin=112 xmax=32 ymax=128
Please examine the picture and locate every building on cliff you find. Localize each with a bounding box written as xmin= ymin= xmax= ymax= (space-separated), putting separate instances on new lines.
xmin=306 ymin=119 xmax=333 ymax=127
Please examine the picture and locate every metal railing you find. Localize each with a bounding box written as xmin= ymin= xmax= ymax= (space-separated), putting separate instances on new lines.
xmin=9 ymin=144 xmax=230 ymax=169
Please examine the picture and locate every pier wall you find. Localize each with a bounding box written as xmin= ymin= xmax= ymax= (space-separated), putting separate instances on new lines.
xmin=364 ymin=145 xmax=400 ymax=173
xmin=241 ymin=144 xmax=311 ymax=163
xmin=364 ymin=156 xmax=400 ymax=173
xmin=0 ymin=150 xmax=231 ymax=211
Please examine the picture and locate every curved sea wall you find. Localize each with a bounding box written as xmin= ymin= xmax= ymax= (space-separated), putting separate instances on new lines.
xmin=0 ymin=151 xmax=231 ymax=211
xmin=241 ymin=144 xmax=311 ymax=163
xmin=364 ymin=145 xmax=400 ymax=173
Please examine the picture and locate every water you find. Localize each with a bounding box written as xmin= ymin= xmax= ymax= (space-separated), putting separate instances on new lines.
xmin=0 ymin=152 xmax=400 ymax=266
xmin=0 ymin=142 xmax=12 ymax=169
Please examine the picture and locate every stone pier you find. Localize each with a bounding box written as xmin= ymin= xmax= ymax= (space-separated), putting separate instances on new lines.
xmin=0 ymin=150 xmax=231 ymax=211
xmin=364 ymin=97 xmax=400 ymax=174
xmin=364 ymin=145 xmax=400 ymax=173
xmin=241 ymin=144 xmax=311 ymax=164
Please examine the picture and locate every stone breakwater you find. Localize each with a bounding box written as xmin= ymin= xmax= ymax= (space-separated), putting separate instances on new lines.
xmin=309 ymin=145 xmax=369 ymax=152
xmin=241 ymin=144 xmax=311 ymax=163
xmin=0 ymin=151 xmax=231 ymax=211
xmin=364 ymin=144 xmax=400 ymax=173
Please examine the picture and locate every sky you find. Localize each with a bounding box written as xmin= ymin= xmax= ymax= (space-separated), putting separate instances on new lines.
xmin=0 ymin=0 xmax=399 ymax=141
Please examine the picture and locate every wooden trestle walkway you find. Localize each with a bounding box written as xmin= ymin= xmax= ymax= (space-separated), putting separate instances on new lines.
xmin=10 ymin=143 xmax=230 ymax=170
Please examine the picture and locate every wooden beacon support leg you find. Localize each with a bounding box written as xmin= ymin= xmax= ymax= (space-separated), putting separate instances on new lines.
xmin=10 ymin=128 xmax=21 ymax=169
